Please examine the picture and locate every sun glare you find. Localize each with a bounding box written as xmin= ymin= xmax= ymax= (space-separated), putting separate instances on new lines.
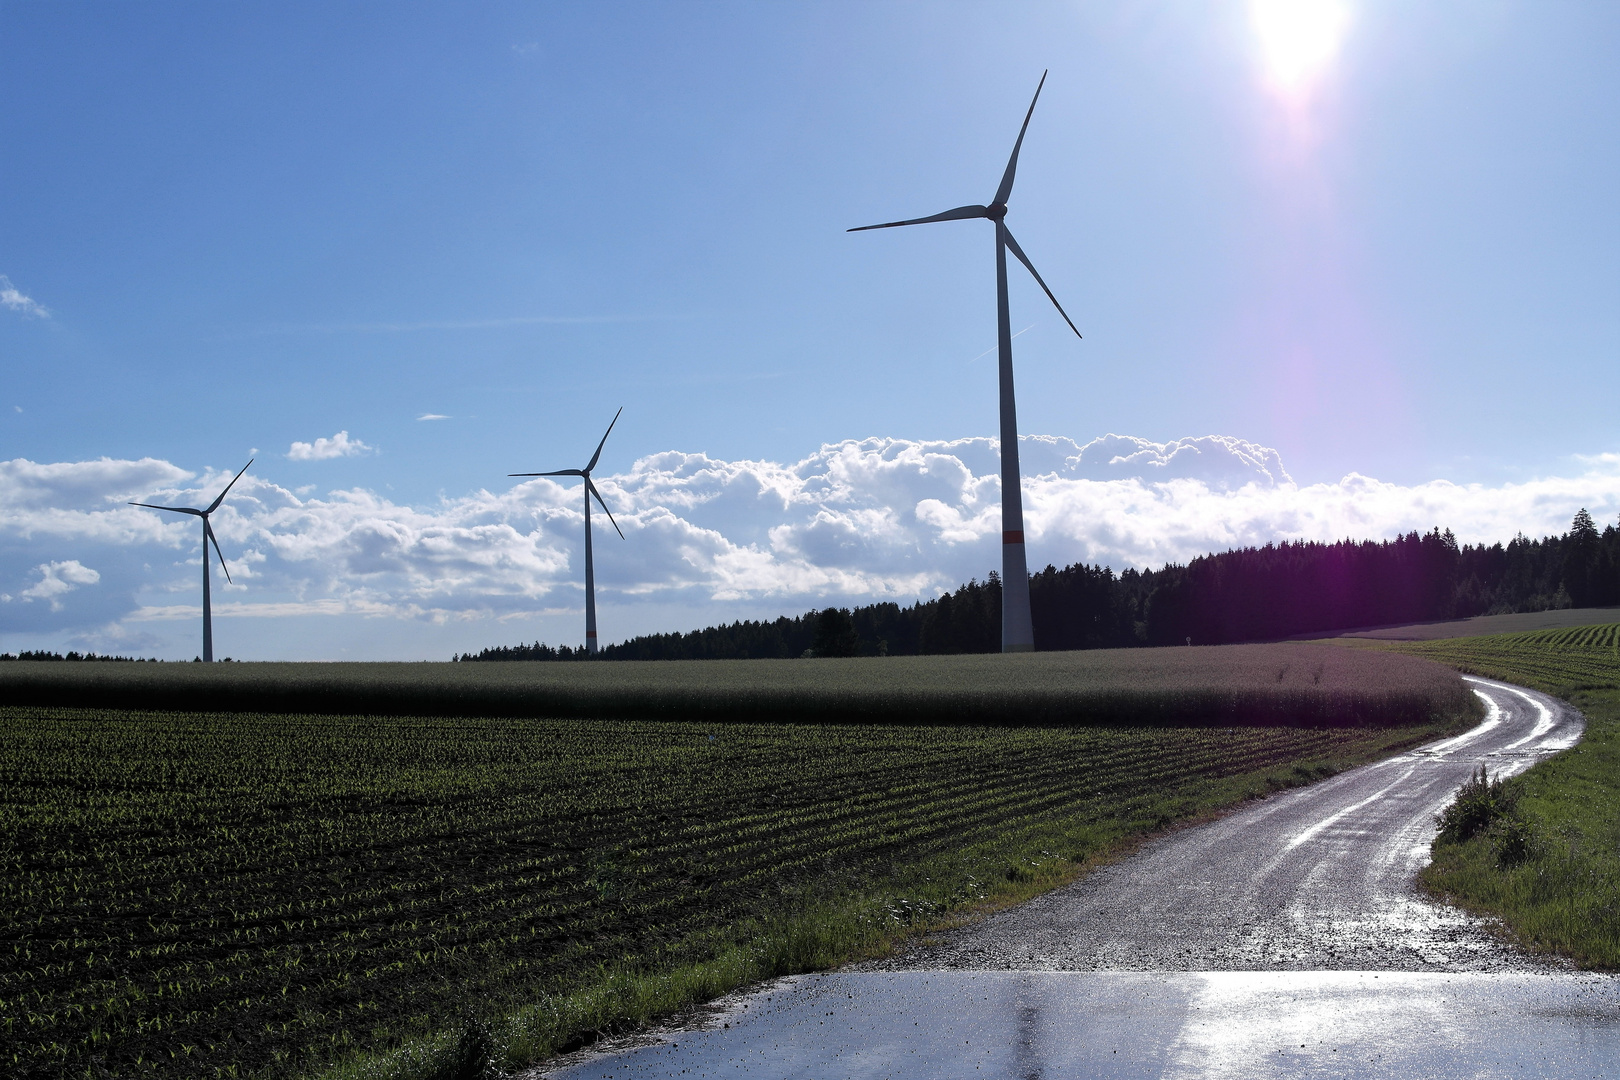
xmin=1250 ymin=0 xmax=1350 ymax=95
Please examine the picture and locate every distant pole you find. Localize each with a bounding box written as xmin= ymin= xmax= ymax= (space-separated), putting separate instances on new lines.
xmin=583 ymin=482 xmax=597 ymax=654
xmin=201 ymin=518 xmax=214 ymax=663
xmin=995 ymin=217 xmax=1034 ymax=653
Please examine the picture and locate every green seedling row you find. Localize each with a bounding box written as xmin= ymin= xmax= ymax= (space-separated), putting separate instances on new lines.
xmin=1 ymin=696 xmax=1467 ymax=1080
xmin=1391 ymin=623 xmax=1620 ymax=695
xmin=1472 ymin=622 xmax=1620 ymax=652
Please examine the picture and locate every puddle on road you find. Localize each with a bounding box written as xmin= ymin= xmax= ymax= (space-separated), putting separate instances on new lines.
xmin=537 ymin=681 xmax=1604 ymax=1079
xmin=540 ymin=971 xmax=1620 ymax=1079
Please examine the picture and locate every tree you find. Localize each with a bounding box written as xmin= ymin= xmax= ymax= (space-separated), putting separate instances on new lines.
xmin=811 ymin=607 xmax=861 ymax=658
xmin=1564 ymin=508 xmax=1601 ymax=607
xmin=467 ymin=519 xmax=1605 ymax=662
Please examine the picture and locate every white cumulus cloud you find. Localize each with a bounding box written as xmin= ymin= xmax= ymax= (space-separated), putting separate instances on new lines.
xmin=1056 ymin=434 xmax=1293 ymax=488
xmin=19 ymin=560 xmax=101 ymax=610
xmin=1 ymin=456 xmax=193 ymax=512
xmin=0 ymin=275 xmax=49 ymax=318
xmin=287 ymin=431 xmax=374 ymax=461
xmin=2 ymin=436 xmax=1618 ymax=651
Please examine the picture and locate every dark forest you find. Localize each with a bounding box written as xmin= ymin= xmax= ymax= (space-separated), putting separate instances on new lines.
xmin=458 ymin=510 xmax=1620 ymax=661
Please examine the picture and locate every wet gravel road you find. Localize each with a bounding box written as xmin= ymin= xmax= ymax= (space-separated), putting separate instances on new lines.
xmin=545 ymin=970 xmax=1620 ymax=1079
xmin=539 ymin=677 xmax=1614 ymax=1078
xmin=862 ymin=676 xmax=1584 ymax=974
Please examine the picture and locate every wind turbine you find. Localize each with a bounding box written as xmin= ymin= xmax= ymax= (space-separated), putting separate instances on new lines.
xmin=850 ymin=71 xmax=1080 ymax=653
xmin=130 ymin=459 xmax=253 ymax=662
xmin=510 ymin=409 xmax=625 ymax=655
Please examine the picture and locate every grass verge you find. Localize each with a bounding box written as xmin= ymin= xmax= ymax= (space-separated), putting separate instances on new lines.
xmin=1368 ymin=625 xmax=1620 ymax=968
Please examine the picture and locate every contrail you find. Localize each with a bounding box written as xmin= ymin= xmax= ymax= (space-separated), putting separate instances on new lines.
xmin=967 ymin=324 xmax=1035 ymax=365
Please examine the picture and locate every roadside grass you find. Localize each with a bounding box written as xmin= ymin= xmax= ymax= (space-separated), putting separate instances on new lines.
xmin=0 ymin=698 xmax=1468 ymax=1080
xmin=0 ymin=643 xmax=1473 ymax=728
xmin=1370 ymin=625 xmax=1620 ymax=968
xmin=311 ymin=724 xmax=1446 ymax=1080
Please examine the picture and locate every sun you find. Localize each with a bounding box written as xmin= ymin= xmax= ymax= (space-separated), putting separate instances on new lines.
xmin=1250 ymin=0 xmax=1351 ymax=95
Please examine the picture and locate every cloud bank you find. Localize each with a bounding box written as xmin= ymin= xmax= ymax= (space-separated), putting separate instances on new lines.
xmin=2 ymin=434 xmax=1616 ymax=655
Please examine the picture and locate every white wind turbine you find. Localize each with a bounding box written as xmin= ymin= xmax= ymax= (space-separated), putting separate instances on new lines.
xmin=850 ymin=71 xmax=1081 ymax=652
xmin=129 ymin=459 xmax=253 ymax=662
xmin=510 ymin=409 xmax=625 ymax=655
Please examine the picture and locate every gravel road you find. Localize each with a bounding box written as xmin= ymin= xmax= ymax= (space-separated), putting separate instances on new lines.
xmin=860 ymin=676 xmax=1583 ymax=974
xmin=540 ymin=676 xmax=1612 ymax=1079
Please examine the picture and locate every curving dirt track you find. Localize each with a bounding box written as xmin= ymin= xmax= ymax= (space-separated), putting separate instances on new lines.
xmin=861 ymin=675 xmax=1584 ymax=974
xmin=540 ymin=677 xmax=1620 ymax=1079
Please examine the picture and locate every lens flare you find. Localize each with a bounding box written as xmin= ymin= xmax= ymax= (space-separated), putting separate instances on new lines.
xmin=1250 ymin=0 xmax=1350 ymax=95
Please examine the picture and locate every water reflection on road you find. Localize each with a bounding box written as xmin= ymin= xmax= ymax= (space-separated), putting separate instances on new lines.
xmin=545 ymin=971 xmax=1619 ymax=1079
xmin=539 ymin=679 xmax=1615 ymax=1079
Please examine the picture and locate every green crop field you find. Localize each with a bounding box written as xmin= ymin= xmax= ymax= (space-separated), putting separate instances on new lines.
xmin=1326 ymin=606 xmax=1620 ymax=642
xmin=1505 ymin=623 xmax=1620 ymax=649
xmin=1382 ymin=622 xmax=1620 ymax=693
xmin=0 ymin=643 xmax=1474 ymax=728
xmin=0 ymin=645 xmax=1479 ymax=1079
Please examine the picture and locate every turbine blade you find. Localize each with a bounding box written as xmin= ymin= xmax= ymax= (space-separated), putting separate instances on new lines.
xmin=587 ymin=478 xmax=625 ymax=539
xmin=1002 ymin=227 xmax=1082 ymax=339
xmin=585 ymin=407 xmax=622 ymax=473
xmin=205 ymin=458 xmax=254 ymax=515
xmin=993 ymin=70 xmax=1047 ymax=207
xmin=848 ymin=204 xmax=990 ymax=232
xmin=205 ymin=520 xmax=232 ymax=584
xmin=129 ymin=502 xmax=204 ymax=516
xmin=509 ymin=469 xmax=584 ymax=477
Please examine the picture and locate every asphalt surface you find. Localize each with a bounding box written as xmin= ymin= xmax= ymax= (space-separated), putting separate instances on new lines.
xmin=539 ymin=677 xmax=1614 ymax=1078
xmin=546 ymin=970 xmax=1620 ymax=1079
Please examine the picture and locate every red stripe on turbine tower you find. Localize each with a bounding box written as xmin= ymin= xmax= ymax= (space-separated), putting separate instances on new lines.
xmin=848 ymin=71 xmax=1082 ymax=652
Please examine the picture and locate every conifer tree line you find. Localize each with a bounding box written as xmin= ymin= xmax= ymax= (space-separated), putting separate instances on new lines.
xmin=456 ymin=510 xmax=1620 ymax=661
xmin=0 ymin=650 xmax=158 ymax=662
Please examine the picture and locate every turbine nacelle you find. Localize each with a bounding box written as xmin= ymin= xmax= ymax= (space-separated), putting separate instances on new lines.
xmin=848 ymin=71 xmax=1079 ymax=653
xmin=129 ymin=458 xmax=253 ymax=582
xmin=508 ymin=408 xmax=627 ymax=655
xmin=128 ymin=458 xmax=253 ymax=661
xmin=848 ymin=70 xmax=1081 ymax=341
xmin=509 ymin=407 xmax=626 ymax=540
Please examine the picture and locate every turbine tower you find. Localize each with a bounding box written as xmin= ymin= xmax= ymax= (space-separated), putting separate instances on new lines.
xmin=130 ymin=459 xmax=253 ymax=662
xmin=850 ymin=71 xmax=1080 ymax=653
xmin=510 ymin=409 xmax=625 ymax=655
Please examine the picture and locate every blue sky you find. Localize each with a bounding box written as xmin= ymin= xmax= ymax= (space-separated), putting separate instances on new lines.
xmin=2 ymin=2 xmax=1617 ymax=659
